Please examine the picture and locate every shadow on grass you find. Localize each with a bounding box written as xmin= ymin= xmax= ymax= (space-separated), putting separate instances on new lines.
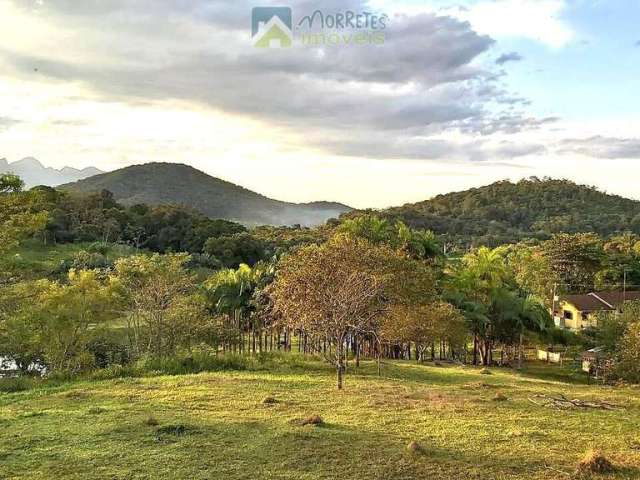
xmin=515 ymin=362 xmax=591 ymax=386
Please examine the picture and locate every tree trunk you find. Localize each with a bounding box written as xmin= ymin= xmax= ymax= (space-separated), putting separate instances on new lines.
xmin=473 ymin=335 xmax=478 ymax=365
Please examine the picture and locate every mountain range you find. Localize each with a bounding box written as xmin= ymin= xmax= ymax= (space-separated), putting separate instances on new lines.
xmin=63 ymin=162 xmax=352 ymax=227
xmin=0 ymin=157 xmax=103 ymax=187
xmin=10 ymin=158 xmax=640 ymax=239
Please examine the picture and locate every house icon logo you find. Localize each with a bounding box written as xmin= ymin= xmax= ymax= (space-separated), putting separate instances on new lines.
xmin=251 ymin=7 xmax=293 ymax=48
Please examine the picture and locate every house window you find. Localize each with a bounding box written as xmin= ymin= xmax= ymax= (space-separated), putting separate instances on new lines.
xmin=563 ymin=310 xmax=573 ymax=320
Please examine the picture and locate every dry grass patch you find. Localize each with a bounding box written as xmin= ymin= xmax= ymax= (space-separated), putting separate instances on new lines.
xmin=406 ymin=441 xmax=425 ymax=455
xmin=298 ymin=415 xmax=324 ymax=427
xmin=576 ymin=449 xmax=615 ymax=475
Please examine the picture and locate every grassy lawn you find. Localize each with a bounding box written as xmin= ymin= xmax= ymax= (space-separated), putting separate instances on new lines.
xmin=1 ymin=240 xmax=138 ymax=281
xmin=1 ymin=360 xmax=640 ymax=479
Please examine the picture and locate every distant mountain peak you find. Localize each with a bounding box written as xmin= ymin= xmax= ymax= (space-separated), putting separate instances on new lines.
xmin=13 ymin=156 xmax=44 ymax=169
xmin=63 ymin=162 xmax=352 ymax=227
xmin=0 ymin=157 xmax=104 ymax=188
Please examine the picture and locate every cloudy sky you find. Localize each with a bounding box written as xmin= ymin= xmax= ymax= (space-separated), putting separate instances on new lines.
xmin=0 ymin=0 xmax=639 ymax=208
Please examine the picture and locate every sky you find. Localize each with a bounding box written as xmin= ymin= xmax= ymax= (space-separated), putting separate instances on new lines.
xmin=0 ymin=0 xmax=639 ymax=208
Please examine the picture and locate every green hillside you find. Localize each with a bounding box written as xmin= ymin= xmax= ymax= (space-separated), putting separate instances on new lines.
xmin=62 ymin=163 xmax=351 ymax=227
xmin=378 ymin=178 xmax=640 ymax=246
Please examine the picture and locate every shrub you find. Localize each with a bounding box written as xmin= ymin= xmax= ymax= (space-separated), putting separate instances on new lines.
xmin=137 ymin=348 xmax=253 ymax=376
xmin=618 ymin=322 xmax=640 ymax=383
xmin=55 ymin=251 xmax=111 ymax=275
xmin=0 ymin=376 xmax=38 ymax=393
xmin=186 ymin=253 xmax=221 ymax=270
xmin=86 ymin=242 xmax=110 ymax=255
xmin=87 ymin=333 xmax=131 ymax=369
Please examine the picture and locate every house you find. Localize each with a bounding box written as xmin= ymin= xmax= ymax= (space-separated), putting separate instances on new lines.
xmin=554 ymin=290 xmax=640 ymax=330
xmin=252 ymin=15 xmax=292 ymax=48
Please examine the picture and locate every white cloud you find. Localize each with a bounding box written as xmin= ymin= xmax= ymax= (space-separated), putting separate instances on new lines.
xmin=372 ymin=0 xmax=574 ymax=48
xmin=462 ymin=0 xmax=573 ymax=48
xmin=3 ymin=0 xmax=639 ymax=209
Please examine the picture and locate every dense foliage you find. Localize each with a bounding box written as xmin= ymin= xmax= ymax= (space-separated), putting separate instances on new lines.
xmin=370 ymin=178 xmax=640 ymax=247
xmin=3 ymin=172 xmax=640 ymax=386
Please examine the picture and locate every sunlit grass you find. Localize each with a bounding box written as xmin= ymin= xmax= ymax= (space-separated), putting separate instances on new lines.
xmin=1 ymin=240 xmax=138 ymax=281
xmin=1 ymin=360 xmax=640 ymax=479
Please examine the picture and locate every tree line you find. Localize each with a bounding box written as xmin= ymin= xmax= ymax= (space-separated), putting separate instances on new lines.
xmin=2 ymin=174 xmax=640 ymax=387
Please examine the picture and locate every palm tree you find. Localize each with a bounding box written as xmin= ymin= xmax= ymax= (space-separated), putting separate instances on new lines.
xmin=447 ymin=247 xmax=511 ymax=365
xmin=338 ymin=215 xmax=392 ymax=244
xmin=203 ymin=264 xmax=257 ymax=353
xmin=398 ymin=223 xmax=441 ymax=261
xmin=515 ymin=296 xmax=552 ymax=369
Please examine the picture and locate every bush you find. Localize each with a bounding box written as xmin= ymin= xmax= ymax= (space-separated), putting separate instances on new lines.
xmin=617 ymin=322 xmax=640 ymax=383
xmin=137 ymin=347 xmax=253 ymax=375
xmin=87 ymin=333 xmax=131 ymax=369
xmin=186 ymin=253 xmax=221 ymax=270
xmin=86 ymin=242 xmax=110 ymax=255
xmin=55 ymin=251 xmax=111 ymax=275
xmin=0 ymin=376 xmax=39 ymax=393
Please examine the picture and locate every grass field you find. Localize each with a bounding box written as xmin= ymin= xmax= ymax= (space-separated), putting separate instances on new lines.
xmin=1 ymin=240 xmax=138 ymax=281
xmin=2 ymin=360 xmax=640 ymax=479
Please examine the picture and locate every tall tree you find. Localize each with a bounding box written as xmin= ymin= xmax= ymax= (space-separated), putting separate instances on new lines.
xmin=111 ymin=253 xmax=199 ymax=357
xmin=0 ymin=174 xmax=48 ymax=257
xmin=541 ymin=233 xmax=604 ymax=293
xmin=270 ymin=234 xmax=435 ymax=388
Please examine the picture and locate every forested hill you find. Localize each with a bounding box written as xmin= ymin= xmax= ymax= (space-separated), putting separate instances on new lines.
xmin=378 ymin=178 xmax=640 ymax=247
xmin=62 ymin=163 xmax=352 ymax=227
